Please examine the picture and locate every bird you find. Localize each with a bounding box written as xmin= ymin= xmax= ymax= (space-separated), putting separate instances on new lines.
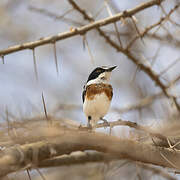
xmin=82 ymin=66 xmax=116 ymax=128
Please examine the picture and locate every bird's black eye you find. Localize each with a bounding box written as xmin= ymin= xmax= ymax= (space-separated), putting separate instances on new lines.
xmin=101 ymin=77 xmax=106 ymax=80
xmin=96 ymin=69 xmax=101 ymax=73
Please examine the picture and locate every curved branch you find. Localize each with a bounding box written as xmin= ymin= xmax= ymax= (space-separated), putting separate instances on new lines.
xmin=0 ymin=129 xmax=179 ymax=177
xmin=39 ymin=152 xmax=177 ymax=180
xmin=39 ymin=151 xmax=114 ymax=168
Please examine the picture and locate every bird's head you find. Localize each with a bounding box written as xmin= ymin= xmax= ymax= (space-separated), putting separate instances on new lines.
xmin=86 ymin=66 xmax=116 ymax=85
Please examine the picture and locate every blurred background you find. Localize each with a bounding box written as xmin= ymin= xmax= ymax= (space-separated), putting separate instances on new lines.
xmin=0 ymin=0 xmax=180 ymax=179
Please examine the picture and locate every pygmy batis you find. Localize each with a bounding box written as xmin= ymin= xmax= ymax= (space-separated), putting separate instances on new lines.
xmin=82 ymin=66 xmax=116 ymax=128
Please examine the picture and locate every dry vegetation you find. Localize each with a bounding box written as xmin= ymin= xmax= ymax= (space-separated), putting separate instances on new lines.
xmin=0 ymin=0 xmax=180 ymax=179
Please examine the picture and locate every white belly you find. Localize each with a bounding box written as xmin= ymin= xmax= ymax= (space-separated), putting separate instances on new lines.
xmin=83 ymin=92 xmax=111 ymax=124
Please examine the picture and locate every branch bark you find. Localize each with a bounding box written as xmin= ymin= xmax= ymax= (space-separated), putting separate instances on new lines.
xmin=0 ymin=0 xmax=163 ymax=56
xmin=39 ymin=151 xmax=114 ymax=168
xmin=0 ymin=129 xmax=179 ymax=177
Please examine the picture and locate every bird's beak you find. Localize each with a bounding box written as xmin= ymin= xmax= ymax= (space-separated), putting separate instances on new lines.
xmin=107 ymin=66 xmax=117 ymax=72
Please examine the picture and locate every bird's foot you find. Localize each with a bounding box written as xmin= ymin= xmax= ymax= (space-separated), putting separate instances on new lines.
xmin=100 ymin=118 xmax=110 ymax=128
xmin=78 ymin=124 xmax=92 ymax=131
xmin=87 ymin=122 xmax=92 ymax=130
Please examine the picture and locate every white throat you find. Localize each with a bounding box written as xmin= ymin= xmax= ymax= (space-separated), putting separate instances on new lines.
xmin=87 ymin=78 xmax=108 ymax=86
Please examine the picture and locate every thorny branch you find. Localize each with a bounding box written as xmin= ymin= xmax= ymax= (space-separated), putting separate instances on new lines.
xmin=0 ymin=0 xmax=180 ymax=178
xmin=0 ymin=109 xmax=179 ymax=178
xmin=1 ymin=0 xmax=179 ymax=111
xmin=95 ymin=119 xmax=167 ymax=142
xmin=0 ymin=128 xmax=180 ymax=177
xmin=67 ymin=0 xmax=180 ymax=111
xmin=0 ymin=0 xmax=163 ymax=56
xmin=0 ymin=115 xmax=174 ymax=149
xmin=127 ymin=4 xmax=180 ymax=49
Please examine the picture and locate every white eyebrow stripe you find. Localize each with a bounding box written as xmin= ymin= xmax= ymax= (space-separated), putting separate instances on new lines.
xmin=100 ymin=66 xmax=108 ymax=69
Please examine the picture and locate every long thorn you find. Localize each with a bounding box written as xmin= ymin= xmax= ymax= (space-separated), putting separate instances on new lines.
xmin=27 ymin=169 xmax=32 ymax=180
xmin=32 ymin=48 xmax=38 ymax=80
xmin=36 ymin=168 xmax=47 ymax=180
xmin=42 ymin=92 xmax=49 ymax=124
xmin=53 ymin=43 xmax=59 ymax=75
xmin=5 ymin=107 xmax=10 ymax=136
xmin=84 ymin=36 xmax=95 ymax=65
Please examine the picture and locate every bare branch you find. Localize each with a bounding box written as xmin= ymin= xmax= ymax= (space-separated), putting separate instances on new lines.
xmin=95 ymin=119 xmax=167 ymax=142
xmin=29 ymin=6 xmax=81 ymax=26
xmin=0 ymin=0 xmax=163 ymax=56
xmin=147 ymin=33 xmax=180 ymax=49
xmin=104 ymin=1 xmax=123 ymax=47
xmin=39 ymin=151 xmax=114 ymax=168
xmin=159 ymin=58 xmax=180 ymax=77
xmin=127 ymin=4 xmax=180 ymax=50
xmin=68 ymin=0 xmax=180 ymax=111
xmin=0 ymin=128 xmax=180 ymax=177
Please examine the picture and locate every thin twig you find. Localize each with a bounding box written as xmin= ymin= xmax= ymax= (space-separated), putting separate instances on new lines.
xmin=147 ymin=33 xmax=180 ymax=49
xmin=131 ymin=15 xmax=145 ymax=45
xmin=95 ymin=119 xmax=167 ymax=142
xmin=159 ymin=58 xmax=180 ymax=76
xmin=93 ymin=3 xmax=106 ymax=18
xmin=160 ymin=4 xmax=180 ymax=27
xmin=151 ymin=46 xmax=161 ymax=66
xmin=29 ymin=6 xmax=82 ymax=26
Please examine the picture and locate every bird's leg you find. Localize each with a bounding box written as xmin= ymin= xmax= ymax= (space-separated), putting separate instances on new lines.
xmin=100 ymin=117 xmax=109 ymax=127
xmin=87 ymin=121 xmax=92 ymax=129
xmin=87 ymin=116 xmax=92 ymax=129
